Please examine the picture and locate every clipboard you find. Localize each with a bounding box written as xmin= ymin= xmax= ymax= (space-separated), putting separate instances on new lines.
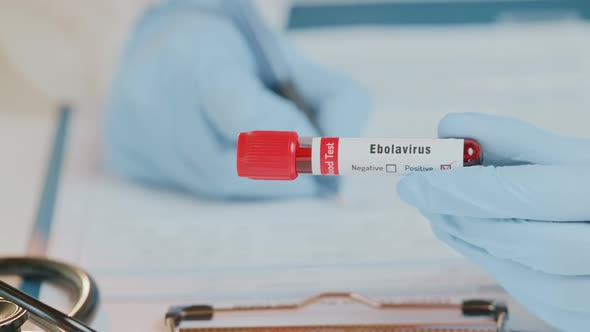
xmin=165 ymin=292 xmax=508 ymax=332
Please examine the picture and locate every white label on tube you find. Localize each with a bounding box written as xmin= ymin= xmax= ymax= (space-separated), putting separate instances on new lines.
xmin=311 ymin=138 xmax=464 ymax=175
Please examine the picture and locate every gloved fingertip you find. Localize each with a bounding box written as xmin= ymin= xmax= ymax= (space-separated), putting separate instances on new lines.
xmin=438 ymin=112 xmax=489 ymax=138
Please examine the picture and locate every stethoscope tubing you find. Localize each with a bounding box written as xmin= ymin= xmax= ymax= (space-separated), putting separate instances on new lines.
xmin=0 ymin=257 xmax=99 ymax=332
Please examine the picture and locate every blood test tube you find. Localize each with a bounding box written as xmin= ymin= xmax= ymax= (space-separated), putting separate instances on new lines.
xmin=237 ymin=131 xmax=482 ymax=180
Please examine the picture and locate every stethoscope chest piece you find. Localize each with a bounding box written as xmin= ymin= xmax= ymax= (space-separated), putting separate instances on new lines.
xmin=0 ymin=299 xmax=27 ymax=332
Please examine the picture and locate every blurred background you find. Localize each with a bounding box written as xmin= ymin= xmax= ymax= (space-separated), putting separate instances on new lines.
xmin=1 ymin=0 xmax=589 ymax=331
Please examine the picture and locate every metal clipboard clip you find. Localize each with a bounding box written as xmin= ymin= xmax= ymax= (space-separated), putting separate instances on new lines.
xmin=165 ymin=292 xmax=508 ymax=332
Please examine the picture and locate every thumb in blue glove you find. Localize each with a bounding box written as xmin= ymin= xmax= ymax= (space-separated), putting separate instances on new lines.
xmin=104 ymin=1 xmax=370 ymax=199
xmin=397 ymin=113 xmax=590 ymax=331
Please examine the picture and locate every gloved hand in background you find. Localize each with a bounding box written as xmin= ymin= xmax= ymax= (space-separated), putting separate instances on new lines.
xmin=104 ymin=1 xmax=370 ymax=199
xmin=397 ymin=113 xmax=590 ymax=332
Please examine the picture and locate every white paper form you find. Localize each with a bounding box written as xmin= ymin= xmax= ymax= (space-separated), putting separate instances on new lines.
xmin=41 ymin=20 xmax=590 ymax=332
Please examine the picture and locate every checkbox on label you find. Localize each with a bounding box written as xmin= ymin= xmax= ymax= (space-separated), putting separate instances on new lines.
xmin=386 ymin=164 xmax=397 ymax=173
xmin=440 ymin=164 xmax=452 ymax=170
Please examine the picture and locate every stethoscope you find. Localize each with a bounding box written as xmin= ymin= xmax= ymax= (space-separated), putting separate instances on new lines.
xmin=0 ymin=257 xmax=99 ymax=332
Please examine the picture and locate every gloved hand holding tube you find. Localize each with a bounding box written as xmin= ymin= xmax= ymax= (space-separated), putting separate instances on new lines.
xmin=237 ymin=111 xmax=590 ymax=331
xmin=397 ymin=112 xmax=590 ymax=332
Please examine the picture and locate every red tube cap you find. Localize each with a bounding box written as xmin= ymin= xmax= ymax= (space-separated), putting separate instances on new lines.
xmin=236 ymin=131 xmax=299 ymax=180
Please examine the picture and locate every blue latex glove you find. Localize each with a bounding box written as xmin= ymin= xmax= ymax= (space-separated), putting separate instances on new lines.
xmin=397 ymin=113 xmax=590 ymax=332
xmin=104 ymin=1 xmax=370 ymax=199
